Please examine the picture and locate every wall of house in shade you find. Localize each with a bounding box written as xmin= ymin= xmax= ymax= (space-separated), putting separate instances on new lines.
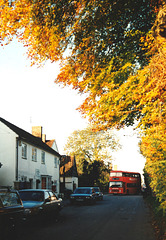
xmin=17 ymin=140 xmax=60 ymax=193
xmin=0 ymin=121 xmax=17 ymax=187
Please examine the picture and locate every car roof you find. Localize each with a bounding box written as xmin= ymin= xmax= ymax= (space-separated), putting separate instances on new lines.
xmin=0 ymin=186 xmax=18 ymax=193
xmin=19 ymin=189 xmax=51 ymax=192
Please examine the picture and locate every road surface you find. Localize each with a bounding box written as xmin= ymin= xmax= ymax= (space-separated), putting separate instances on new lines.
xmin=18 ymin=195 xmax=156 ymax=240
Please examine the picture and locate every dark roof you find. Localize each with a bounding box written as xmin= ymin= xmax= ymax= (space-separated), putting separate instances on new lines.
xmin=60 ymin=155 xmax=78 ymax=177
xmin=46 ymin=139 xmax=55 ymax=148
xmin=0 ymin=117 xmax=61 ymax=157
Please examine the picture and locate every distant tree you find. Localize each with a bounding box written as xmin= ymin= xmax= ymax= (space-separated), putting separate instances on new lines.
xmin=78 ymin=160 xmax=110 ymax=191
xmin=64 ymin=126 xmax=119 ymax=175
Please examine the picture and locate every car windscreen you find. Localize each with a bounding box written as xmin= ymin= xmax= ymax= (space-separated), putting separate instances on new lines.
xmin=19 ymin=191 xmax=44 ymax=202
xmin=93 ymin=187 xmax=100 ymax=192
xmin=74 ymin=188 xmax=91 ymax=194
xmin=0 ymin=192 xmax=21 ymax=207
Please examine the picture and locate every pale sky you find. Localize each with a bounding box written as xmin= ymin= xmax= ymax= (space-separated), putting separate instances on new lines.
xmin=0 ymin=40 xmax=146 ymax=178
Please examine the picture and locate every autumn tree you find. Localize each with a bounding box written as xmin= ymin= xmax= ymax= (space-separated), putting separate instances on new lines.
xmin=138 ymin=4 xmax=166 ymax=213
xmin=0 ymin=0 xmax=160 ymax=129
xmin=64 ymin=126 xmax=119 ymax=188
xmin=64 ymin=126 xmax=119 ymax=172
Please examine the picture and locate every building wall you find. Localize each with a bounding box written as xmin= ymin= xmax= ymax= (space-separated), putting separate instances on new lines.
xmin=0 ymin=122 xmax=18 ymax=187
xmin=0 ymin=122 xmax=60 ymax=193
xmin=17 ymin=141 xmax=60 ymax=193
xmin=60 ymin=176 xmax=78 ymax=191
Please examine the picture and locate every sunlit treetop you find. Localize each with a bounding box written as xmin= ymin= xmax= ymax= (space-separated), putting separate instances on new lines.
xmin=0 ymin=0 xmax=158 ymax=66
xmin=0 ymin=0 xmax=161 ymax=129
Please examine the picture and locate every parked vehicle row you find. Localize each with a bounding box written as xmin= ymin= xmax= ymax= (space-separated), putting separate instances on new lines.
xmin=70 ymin=186 xmax=103 ymax=205
xmin=0 ymin=187 xmax=63 ymax=238
xmin=0 ymin=186 xmax=103 ymax=237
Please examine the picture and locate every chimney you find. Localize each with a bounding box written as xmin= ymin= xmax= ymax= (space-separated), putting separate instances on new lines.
xmin=42 ymin=134 xmax=46 ymax=143
xmin=32 ymin=126 xmax=43 ymax=139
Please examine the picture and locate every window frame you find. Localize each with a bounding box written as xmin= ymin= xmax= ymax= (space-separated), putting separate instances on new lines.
xmin=54 ymin=157 xmax=58 ymax=168
xmin=41 ymin=151 xmax=45 ymax=164
xmin=32 ymin=147 xmax=37 ymax=162
xmin=22 ymin=143 xmax=27 ymax=159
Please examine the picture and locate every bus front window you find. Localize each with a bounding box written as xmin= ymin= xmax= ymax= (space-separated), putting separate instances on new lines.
xmin=109 ymin=182 xmax=123 ymax=188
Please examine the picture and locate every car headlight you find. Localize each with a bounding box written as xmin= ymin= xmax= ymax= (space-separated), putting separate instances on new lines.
xmin=24 ymin=208 xmax=32 ymax=215
xmin=86 ymin=195 xmax=92 ymax=199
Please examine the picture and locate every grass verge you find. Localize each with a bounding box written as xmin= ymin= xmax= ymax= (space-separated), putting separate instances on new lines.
xmin=144 ymin=195 xmax=166 ymax=240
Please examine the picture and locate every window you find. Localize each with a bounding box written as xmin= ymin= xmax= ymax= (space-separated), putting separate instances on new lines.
xmin=41 ymin=151 xmax=45 ymax=164
xmin=0 ymin=192 xmax=21 ymax=207
xmin=127 ymin=183 xmax=138 ymax=188
xmin=32 ymin=148 xmax=37 ymax=161
xmin=123 ymin=172 xmax=130 ymax=177
xmin=19 ymin=191 xmax=44 ymax=202
xmin=109 ymin=181 xmax=123 ymax=188
xmin=49 ymin=191 xmax=57 ymax=201
xmin=22 ymin=143 xmax=27 ymax=159
xmin=45 ymin=191 xmax=50 ymax=201
xmin=54 ymin=157 xmax=58 ymax=168
xmin=110 ymin=172 xmax=122 ymax=177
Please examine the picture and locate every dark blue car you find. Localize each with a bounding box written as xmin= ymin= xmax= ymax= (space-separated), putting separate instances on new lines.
xmin=70 ymin=187 xmax=97 ymax=205
xmin=19 ymin=189 xmax=63 ymax=220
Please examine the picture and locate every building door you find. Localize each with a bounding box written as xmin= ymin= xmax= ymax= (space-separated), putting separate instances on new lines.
xmin=42 ymin=177 xmax=46 ymax=189
xmin=29 ymin=179 xmax=33 ymax=189
xmin=36 ymin=179 xmax=40 ymax=189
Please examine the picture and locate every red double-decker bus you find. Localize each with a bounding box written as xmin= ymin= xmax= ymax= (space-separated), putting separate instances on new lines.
xmin=109 ymin=170 xmax=141 ymax=195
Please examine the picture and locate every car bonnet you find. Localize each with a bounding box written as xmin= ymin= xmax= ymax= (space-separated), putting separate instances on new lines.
xmin=22 ymin=201 xmax=44 ymax=208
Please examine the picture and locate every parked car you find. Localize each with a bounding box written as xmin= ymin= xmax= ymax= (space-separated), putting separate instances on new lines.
xmin=19 ymin=189 xmax=63 ymax=220
xmin=70 ymin=187 xmax=97 ymax=205
xmin=0 ymin=186 xmax=25 ymax=239
xmin=93 ymin=187 xmax=103 ymax=201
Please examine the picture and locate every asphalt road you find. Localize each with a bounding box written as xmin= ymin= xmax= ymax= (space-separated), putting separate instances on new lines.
xmin=18 ymin=195 xmax=156 ymax=240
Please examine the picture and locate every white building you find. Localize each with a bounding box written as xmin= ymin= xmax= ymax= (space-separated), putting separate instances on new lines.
xmin=0 ymin=117 xmax=61 ymax=193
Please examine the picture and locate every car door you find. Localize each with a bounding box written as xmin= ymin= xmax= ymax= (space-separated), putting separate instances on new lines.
xmin=48 ymin=191 xmax=59 ymax=213
xmin=43 ymin=191 xmax=52 ymax=214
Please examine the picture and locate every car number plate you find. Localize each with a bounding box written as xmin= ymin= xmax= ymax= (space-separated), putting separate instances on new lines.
xmin=76 ymin=199 xmax=83 ymax=201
